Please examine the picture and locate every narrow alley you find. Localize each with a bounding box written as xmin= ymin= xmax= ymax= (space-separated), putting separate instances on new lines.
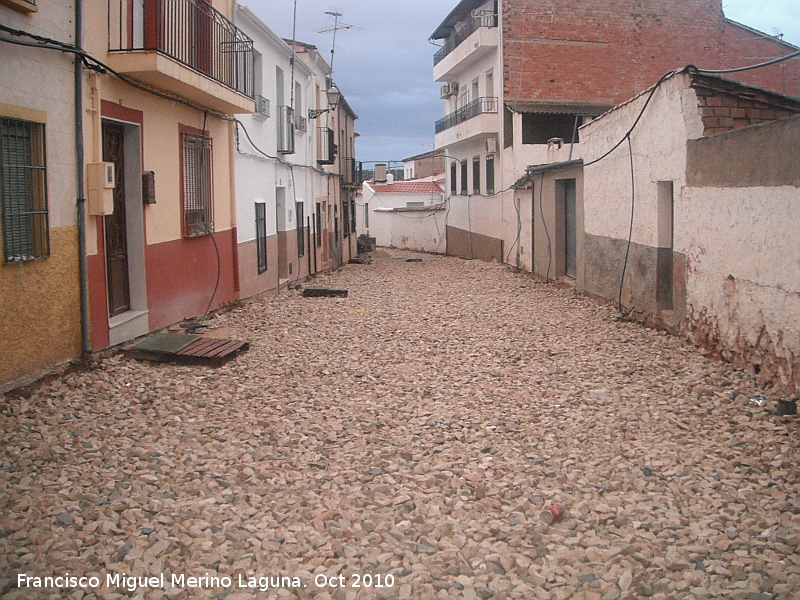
xmin=1 ymin=250 xmax=798 ymax=600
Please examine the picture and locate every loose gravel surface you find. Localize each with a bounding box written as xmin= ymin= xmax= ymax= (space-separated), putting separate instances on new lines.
xmin=2 ymin=249 xmax=799 ymax=600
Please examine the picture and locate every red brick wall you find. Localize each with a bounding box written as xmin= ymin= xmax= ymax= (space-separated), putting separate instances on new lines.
xmin=501 ymin=0 xmax=798 ymax=107
xmin=696 ymin=88 xmax=799 ymax=136
xmin=720 ymin=21 xmax=800 ymax=97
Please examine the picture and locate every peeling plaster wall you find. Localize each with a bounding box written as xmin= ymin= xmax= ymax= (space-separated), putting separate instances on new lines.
xmin=581 ymin=72 xmax=800 ymax=394
xmin=683 ymin=115 xmax=800 ymax=393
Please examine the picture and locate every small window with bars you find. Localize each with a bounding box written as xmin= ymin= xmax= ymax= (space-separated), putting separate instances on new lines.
xmin=182 ymin=132 xmax=213 ymax=237
xmin=296 ymin=201 xmax=305 ymax=257
xmin=255 ymin=202 xmax=267 ymax=274
xmin=2 ymin=118 xmax=49 ymax=265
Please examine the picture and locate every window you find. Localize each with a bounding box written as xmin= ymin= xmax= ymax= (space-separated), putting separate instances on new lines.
xmin=522 ymin=113 xmax=580 ymax=145
xmin=460 ymin=161 xmax=467 ymax=195
xmin=2 ymin=118 xmax=48 ymax=264
xmin=182 ymin=132 xmax=213 ymax=237
xmin=472 ymin=156 xmax=481 ymax=195
xmin=450 ymin=162 xmax=457 ymax=195
xmin=406 ymin=202 xmax=425 ymax=208
xmin=296 ymin=201 xmax=305 ymax=257
xmin=364 ymin=202 xmax=369 ymax=229
xmin=343 ymin=198 xmax=350 ymax=237
xmin=350 ymin=199 xmax=356 ymax=233
xmin=255 ymin=202 xmax=267 ymax=274
xmin=486 ymin=155 xmax=495 ymax=195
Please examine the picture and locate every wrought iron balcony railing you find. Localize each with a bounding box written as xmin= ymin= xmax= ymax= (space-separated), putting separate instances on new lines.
xmin=435 ymin=97 xmax=498 ymax=134
xmin=108 ymin=0 xmax=254 ymax=98
xmin=433 ymin=11 xmax=498 ymax=66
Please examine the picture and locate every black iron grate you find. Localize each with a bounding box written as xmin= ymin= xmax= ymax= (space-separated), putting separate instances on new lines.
xmin=1 ymin=118 xmax=49 ymax=264
xmin=182 ymin=133 xmax=214 ymax=237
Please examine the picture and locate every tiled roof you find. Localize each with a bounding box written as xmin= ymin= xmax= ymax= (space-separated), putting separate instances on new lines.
xmin=370 ymin=181 xmax=444 ymax=194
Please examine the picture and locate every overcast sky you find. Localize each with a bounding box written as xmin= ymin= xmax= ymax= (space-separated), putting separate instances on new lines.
xmin=241 ymin=0 xmax=800 ymax=165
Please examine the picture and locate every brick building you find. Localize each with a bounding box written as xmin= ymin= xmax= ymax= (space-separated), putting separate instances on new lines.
xmin=431 ymin=0 xmax=800 ymax=263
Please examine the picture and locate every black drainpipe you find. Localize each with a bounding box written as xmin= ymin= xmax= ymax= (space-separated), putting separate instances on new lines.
xmin=75 ymin=0 xmax=91 ymax=355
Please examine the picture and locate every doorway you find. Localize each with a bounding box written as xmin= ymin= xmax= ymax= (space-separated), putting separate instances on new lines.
xmin=103 ymin=121 xmax=131 ymax=317
xmin=562 ymin=179 xmax=577 ymax=279
xmin=276 ymin=186 xmax=288 ymax=280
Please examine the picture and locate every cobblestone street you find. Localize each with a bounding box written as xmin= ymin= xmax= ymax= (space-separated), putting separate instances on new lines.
xmin=2 ymin=249 xmax=799 ymax=600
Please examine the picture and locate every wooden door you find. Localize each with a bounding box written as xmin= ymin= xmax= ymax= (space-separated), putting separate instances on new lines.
xmin=103 ymin=121 xmax=131 ymax=317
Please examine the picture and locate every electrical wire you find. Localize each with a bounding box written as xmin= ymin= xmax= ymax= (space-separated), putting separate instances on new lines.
xmin=538 ymin=173 xmax=552 ymax=283
xmin=505 ymin=191 xmax=522 ymax=265
xmin=202 ymin=224 xmax=222 ymax=317
xmin=691 ymin=50 xmax=800 ymax=74
xmin=617 ymin=135 xmax=636 ymax=317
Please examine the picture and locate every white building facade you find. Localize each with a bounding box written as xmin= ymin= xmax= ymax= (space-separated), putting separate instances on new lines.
xmin=235 ymin=6 xmax=354 ymax=299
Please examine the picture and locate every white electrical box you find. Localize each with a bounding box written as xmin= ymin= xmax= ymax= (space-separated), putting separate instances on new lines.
xmin=87 ymin=162 xmax=115 ymax=215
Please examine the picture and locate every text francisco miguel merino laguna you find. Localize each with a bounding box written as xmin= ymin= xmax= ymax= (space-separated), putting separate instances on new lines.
xmin=17 ymin=572 xmax=303 ymax=593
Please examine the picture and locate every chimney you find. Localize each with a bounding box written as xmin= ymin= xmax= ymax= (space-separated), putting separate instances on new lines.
xmin=375 ymin=164 xmax=387 ymax=183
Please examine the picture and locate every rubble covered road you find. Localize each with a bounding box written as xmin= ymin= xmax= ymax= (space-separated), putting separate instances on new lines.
xmin=1 ymin=250 xmax=798 ymax=600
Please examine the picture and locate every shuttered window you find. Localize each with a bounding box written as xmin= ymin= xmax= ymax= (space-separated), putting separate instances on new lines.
xmin=182 ymin=132 xmax=213 ymax=237
xmin=1 ymin=118 xmax=49 ymax=264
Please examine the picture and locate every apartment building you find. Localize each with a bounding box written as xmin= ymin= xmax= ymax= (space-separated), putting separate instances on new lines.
xmin=234 ymin=7 xmax=328 ymax=298
xmin=79 ymin=0 xmax=254 ymax=350
xmin=431 ymin=0 xmax=800 ymax=268
xmin=0 ymin=0 xmax=82 ymax=387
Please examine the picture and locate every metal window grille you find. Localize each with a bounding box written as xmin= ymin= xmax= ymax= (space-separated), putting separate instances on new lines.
xmin=296 ymin=201 xmax=304 ymax=257
xmin=1 ymin=118 xmax=49 ymax=264
xmin=473 ymin=156 xmax=481 ymax=195
xmin=350 ymin=199 xmax=356 ymax=233
xmin=486 ymin=155 xmax=495 ymax=195
xmin=343 ymin=198 xmax=350 ymax=237
xmin=255 ymin=201 xmax=267 ymax=273
xmin=460 ymin=162 xmax=468 ymax=195
xmin=450 ymin=162 xmax=457 ymax=195
xmin=182 ymin=132 xmax=213 ymax=237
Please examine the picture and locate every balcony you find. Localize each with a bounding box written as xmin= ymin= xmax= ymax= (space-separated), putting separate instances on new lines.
xmin=435 ymin=97 xmax=500 ymax=149
xmin=436 ymin=97 xmax=498 ymax=133
xmin=317 ymin=127 xmax=336 ymax=165
xmin=433 ymin=12 xmax=498 ymax=82
xmin=342 ymin=158 xmax=362 ymax=187
xmin=107 ymin=0 xmax=254 ymax=114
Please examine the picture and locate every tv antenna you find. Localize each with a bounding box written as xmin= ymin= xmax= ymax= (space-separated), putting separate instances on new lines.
xmin=317 ymin=10 xmax=360 ymax=74
xmin=772 ymin=27 xmax=783 ymax=39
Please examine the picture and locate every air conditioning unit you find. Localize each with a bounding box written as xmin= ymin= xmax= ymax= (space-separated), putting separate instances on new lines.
xmin=486 ymin=137 xmax=498 ymax=154
xmin=449 ymin=82 xmax=459 ymax=96
xmin=255 ymin=95 xmax=270 ymax=117
xmin=440 ymin=84 xmax=451 ymax=99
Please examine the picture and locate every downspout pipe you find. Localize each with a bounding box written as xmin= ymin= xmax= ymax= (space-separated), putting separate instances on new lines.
xmin=75 ymin=0 xmax=92 ymax=355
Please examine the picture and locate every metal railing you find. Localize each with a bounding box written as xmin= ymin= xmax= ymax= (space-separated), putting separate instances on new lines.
xmin=435 ymin=97 xmax=498 ymax=134
xmin=342 ymin=158 xmax=362 ymax=187
xmin=433 ymin=11 xmax=498 ymax=66
xmin=108 ymin=0 xmax=254 ymax=98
